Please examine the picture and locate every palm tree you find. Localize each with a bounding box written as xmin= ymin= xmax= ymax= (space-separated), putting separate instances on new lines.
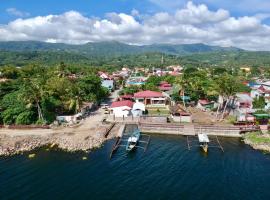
xmin=20 ymin=78 xmax=47 ymax=122
xmin=175 ymin=75 xmax=188 ymax=108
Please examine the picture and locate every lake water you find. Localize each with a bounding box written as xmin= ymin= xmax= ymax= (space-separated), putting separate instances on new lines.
xmin=1 ymin=135 xmax=270 ymax=200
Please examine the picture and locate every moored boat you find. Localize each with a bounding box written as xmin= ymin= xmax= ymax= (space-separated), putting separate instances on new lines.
xmin=126 ymin=129 xmax=140 ymax=152
xmin=198 ymin=133 xmax=209 ymax=153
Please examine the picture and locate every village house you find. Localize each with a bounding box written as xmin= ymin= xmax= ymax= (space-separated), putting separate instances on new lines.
xmin=126 ymin=76 xmax=147 ymax=86
xmin=119 ymin=94 xmax=133 ymax=101
xmin=170 ymin=105 xmax=192 ymax=123
xmin=133 ymin=90 xmax=170 ymax=107
xmin=98 ymin=71 xmax=111 ymax=80
xmin=233 ymin=93 xmax=255 ymax=122
xmin=131 ymin=101 xmax=146 ymax=117
xmin=102 ymin=80 xmax=115 ymax=92
xmin=197 ymin=99 xmax=215 ymax=111
xmin=158 ymin=81 xmax=172 ymax=92
xmin=110 ymin=100 xmax=133 ymax=117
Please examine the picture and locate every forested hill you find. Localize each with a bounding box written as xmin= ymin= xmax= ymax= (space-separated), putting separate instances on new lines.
xmin=0 ymin=41 xmax=241 ymax=56
xmin=1 ymin=41 xmax=270 ymax=68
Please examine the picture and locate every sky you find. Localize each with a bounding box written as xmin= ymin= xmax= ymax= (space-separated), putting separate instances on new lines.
xmin=1 ymin=0 xmax=270 ymax=50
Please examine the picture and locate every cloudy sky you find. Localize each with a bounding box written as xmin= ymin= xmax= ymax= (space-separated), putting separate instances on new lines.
xmin=1 ymin=0 xmax=270 ymax=50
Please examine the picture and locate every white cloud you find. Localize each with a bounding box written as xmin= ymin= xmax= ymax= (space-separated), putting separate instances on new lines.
xmin=6 ymin=8 xmax=30 ymax=18
xmin=1 ymin=2 xmax=270 ymax=50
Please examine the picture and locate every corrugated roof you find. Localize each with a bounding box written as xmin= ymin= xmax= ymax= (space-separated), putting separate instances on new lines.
xmin=111 ymin=100 xmax=133 ymax=108
xmin=134 ymin=90 xmax=164 ymax=98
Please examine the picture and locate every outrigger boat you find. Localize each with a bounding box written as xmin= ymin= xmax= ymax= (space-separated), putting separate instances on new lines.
xmin=126 ymin=129 xmax=140 ymax=152
xmin=198 ymin=133 xmax=209 ymax=153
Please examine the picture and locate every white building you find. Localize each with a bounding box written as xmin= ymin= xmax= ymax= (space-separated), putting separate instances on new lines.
xmin=110 ymin=100 xmax=133 ymax=118
xmin=132 ymin=101 xmax=145 ymax=117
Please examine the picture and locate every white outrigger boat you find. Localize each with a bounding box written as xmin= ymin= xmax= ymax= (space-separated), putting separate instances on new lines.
xmin=126 ymin=129 xmax=140 ymax=152
xmin=198 ymin=133 xmax=209 ymax=153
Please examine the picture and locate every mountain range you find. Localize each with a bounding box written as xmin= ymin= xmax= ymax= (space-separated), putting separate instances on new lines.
xmin=0 ymin=41 xmax=242 ymax=57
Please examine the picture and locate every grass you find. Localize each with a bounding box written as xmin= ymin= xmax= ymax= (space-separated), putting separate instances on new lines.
xmin=147 ymin=108 xmax=170 ymax=115
xmin=245 ymin=132 xmax=270 ymax=144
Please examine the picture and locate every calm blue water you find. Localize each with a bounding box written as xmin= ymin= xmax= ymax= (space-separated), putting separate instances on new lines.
xmin=1 ymin=135 xmax=270 ymax=200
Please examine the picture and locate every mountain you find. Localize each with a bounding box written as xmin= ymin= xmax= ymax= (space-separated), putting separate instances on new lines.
xmin=0 ymin=41 xmax=242 ymax=56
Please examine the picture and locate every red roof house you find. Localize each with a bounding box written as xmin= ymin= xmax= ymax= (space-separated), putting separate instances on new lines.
xmin=110 ymin=100 xmax=134 ymax=117
xmin=134 ymin=90 xmax=163 ymax=98
xmin=134 ymin=90 xmax=168 ymax=106
xmin=111 ymin=100 xmax=133 ymax=108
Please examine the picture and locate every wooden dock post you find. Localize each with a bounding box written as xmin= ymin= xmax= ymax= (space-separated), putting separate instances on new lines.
xmin=216 ymin=136 xmax=224 ymax=152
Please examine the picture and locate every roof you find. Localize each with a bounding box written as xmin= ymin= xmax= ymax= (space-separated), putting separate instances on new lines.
xmin=111 ymin=100 xmax=133 ymax=108
xmin=159 ymin=86 xmax=172 ymax=91
xmin=120 ymin=94 xmax=133 ymax=99
xmin=134 ymin=90 xmax=164 ymax=98
xmin=198 ymin=99 xmax=212 ymax=105
xmin=133 ymin=102 xmax=145 ymax=111
xmin=102 ymin=80 xmax=114 ymax=89
xmin=236 ymin=93 xmax=253 ymax=102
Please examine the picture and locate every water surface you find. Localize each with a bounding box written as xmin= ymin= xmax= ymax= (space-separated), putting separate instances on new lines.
xmin=1 ymin=135 xmax=270 ymax=200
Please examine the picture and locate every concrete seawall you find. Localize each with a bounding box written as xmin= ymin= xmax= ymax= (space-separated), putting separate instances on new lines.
xmin=135 ymin=123 xmax=256 ymax=138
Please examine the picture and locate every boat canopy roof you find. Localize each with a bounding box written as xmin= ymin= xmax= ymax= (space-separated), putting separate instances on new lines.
xmin=198 ymin=133 xmax=210 ymax=143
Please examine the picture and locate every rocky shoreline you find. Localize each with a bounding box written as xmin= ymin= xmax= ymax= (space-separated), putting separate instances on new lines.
xmin=0 ymin=124 xmax=120 ymax=157
xmin=243 ymin=132 xmax=270 ymax=152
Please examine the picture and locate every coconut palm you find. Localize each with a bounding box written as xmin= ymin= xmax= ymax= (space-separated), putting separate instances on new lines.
xmin=175 ymin=75 xmax=189 ymax=108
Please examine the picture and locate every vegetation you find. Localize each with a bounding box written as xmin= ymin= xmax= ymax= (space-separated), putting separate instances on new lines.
xmin=1 ymin=41 xmax=270 ymax=69
xmin=245 ymin=132 xmax=270 ymax=144
xmin=0 ymin=63 xmax=109 ymax=125
xmin=253 ymin=96 xmax=266 ymax=109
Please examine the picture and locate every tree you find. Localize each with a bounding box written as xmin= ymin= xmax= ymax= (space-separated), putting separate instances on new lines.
xmin=253 ymin=96 xmax=265 ymax=109
xmin=175 ymin=75 xmax=188 ymax=108
xmin=20 ymin=78 xmax=47 ymax=123
xmin=215 ymin=74 xmax=239 ymax=119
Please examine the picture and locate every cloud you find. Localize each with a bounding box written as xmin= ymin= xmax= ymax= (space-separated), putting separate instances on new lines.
xmin=6 ymin=8 xmax=30 ymax=18
xmin=1 ymin=2 xmax=270 ymax=50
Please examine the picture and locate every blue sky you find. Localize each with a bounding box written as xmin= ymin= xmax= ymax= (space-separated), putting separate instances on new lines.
xmin=1 ymin=0 xmax=270 ymax=23
xmin=1 ymin=0 xmax=270 ymax=50
xmin=0 ymin=0 xmax=156 ymax=23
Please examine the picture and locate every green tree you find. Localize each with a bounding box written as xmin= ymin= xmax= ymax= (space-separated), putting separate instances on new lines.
xmin=253 ymin=96 xmax=265 ymax=109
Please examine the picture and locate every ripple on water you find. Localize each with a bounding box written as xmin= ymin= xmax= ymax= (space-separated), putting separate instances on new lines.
xmin=1 ymin=135 xmax=270 ymax=200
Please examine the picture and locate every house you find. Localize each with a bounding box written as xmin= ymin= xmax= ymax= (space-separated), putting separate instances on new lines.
xmin=126 ymin=77 xmax=146 ymax=86
xmin=251 ymin=85 xmax=270 ymax=98
xmin=158 ymin=81 xmax=172 ymax=92
xmin=120 ymin=94 xmax=133 ymax=101
xmin=110 ymin=100 xmax=133 ymax=117
xmin=131 ymin=101 xmax=145 ymax=117
xmin=197 ymin=99 xmax=215 ymax=111
xmin=102 ymin=80 xmax=114 ymax=92
xmin=134 ymin=90 xmax=170 ymax=107
xmin=56 ymin=113 xmax=82 ymax=124
xmin=234 ymin=93 xmax=254 ymax=122
xmin=170 ymin=105 xmax=192 ymax=122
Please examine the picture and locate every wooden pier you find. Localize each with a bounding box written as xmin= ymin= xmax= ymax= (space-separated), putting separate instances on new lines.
xmin=104 ymin=123 xmax=116 ymax=138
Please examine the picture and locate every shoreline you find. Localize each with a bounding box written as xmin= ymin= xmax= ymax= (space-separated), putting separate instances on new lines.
xmin=0 ymin=126 xmax=119 ymax=157
xmin=243 ymin=132 xmax=270 ymax=152
xmin=0 ymin=116 xmax=121 ymax=156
